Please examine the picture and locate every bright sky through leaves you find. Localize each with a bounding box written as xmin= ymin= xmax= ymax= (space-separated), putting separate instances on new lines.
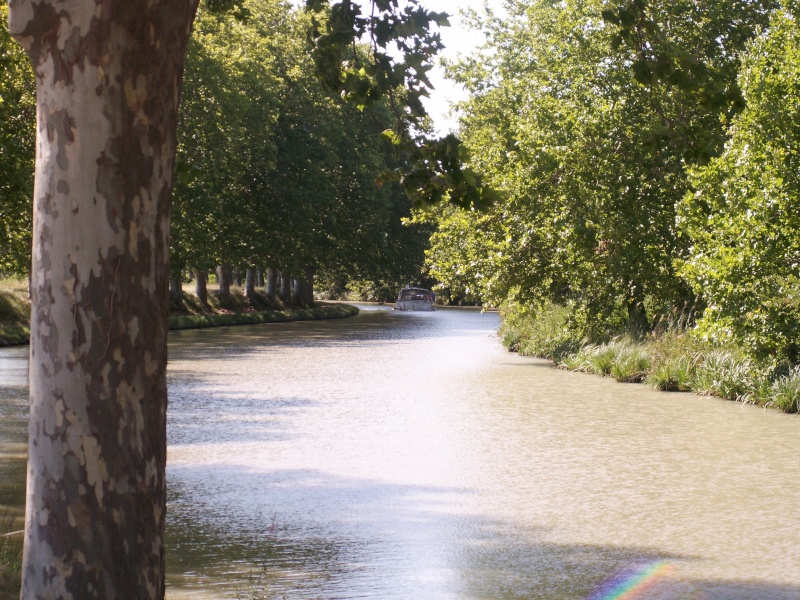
xmin=293 ymin=0 xmax=504 ymax=134
xmin=420 ymin=0 xmax=504 ymax=134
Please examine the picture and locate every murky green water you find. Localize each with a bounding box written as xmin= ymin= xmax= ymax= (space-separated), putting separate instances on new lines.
xmin=2 ymin=305 xmax=799 ymax=598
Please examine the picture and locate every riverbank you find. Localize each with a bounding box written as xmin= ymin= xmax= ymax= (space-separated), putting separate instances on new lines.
xmin=500 ymin=304 xmax=800 ymax=414
xmin=0 ymin=280 xmax=359 ymax=347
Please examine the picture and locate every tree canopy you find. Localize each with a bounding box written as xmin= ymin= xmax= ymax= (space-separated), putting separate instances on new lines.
xmin=170 ymin=0 xmax=434 ymax=294
xmin=679 ymin=3 xmax=800 ymax=361
xmin=424 ymin=0 xmax=785 ymax=343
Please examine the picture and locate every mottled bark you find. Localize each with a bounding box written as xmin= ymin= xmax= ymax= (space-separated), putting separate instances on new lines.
xmin=265 ymin=267 xmax=277 ymax=302
xmin=216 ymin=263 xmax=231 ymax=297
xmin=244 ymin=266 xmax=256 ymax=301
xmin=8 ymin=0 xmax=198 ymax=597
xmin=279 ymin=271 xmax=291 ymax=302
xmin=194 ymin=269 xmax=207 ymax=304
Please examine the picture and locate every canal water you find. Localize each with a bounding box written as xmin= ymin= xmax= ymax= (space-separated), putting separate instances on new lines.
xmin=1 ymin=305 xmax=799 ymax=599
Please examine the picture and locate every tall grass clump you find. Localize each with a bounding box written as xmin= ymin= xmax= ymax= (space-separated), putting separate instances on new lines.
xmin=560 ymin=340 xmax=650 ymax=382
xmin=767 ymin=366 xmax=800 ymax=413
xmin=691 ymin=351 xmax=756 ymax=402
xmin=646 ymin=355 xmax=695 ymax=391
xmin=608 ymin=344 xmax=651 ymax=382
xmin=585 ymin=344 xmax=619 ymax=376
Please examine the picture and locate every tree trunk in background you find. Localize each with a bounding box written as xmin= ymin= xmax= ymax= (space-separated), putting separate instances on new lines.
xmin=627 ymin=291 xmax=649 ymax=337
xmin=265 ymin=267 xmax=277 ymax=302
xmin=169 ymin=276 xmax=182 ymax=303
xmin=279 ymin=271 xmax=291 ymax=302
xmin=217 ymin=264 xmax=231 ymax=297
xmin=292 ymin=277 xmax=302 ymax=304
xmin=245 ymin=267 xmax=256 ymax=301
xmin=8 ymin=0 xmax=198 ymax=597
xmin=257 ymin=269 xmax=264 ymax=287
xmin=304 ymin=266 xmax=315 ymax=307
xmin=195 ymin=270 xmax=208 ymax=305
xmin=232 ymin=265 xmax=241 ymax=287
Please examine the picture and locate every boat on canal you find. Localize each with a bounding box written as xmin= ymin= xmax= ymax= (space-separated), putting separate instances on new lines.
xmin=394 ymin=286 xmax=436 ymax=311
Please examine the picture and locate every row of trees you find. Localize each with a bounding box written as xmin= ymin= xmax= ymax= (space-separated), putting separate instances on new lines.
xmin=426 ymin=0 xmax=799 ymax=361
xmin=4 ymin=0 xmax=458 ymax=597
xmin=1 ymin=0 xmax=434 ymax=303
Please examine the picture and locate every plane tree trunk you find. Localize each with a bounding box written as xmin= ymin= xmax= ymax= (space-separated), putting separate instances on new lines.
xmin=265 ymin=266 xmax=277 ymax=303
xmin=292 ymin=276 xmax=302 ymax=304
xmin=279 ymin=271 xmax=291 ymax=302
xmin=244 ymin=266 xmax=256 ymax=301
xmin=170 ymin=276 xmax=183 ymax=304
xmin=195 ymin=269 xmax=208 ymax=304
xmin=304 ymin=266 xmax=315 ymax=307
xmin=8 ymin=1 xmax=198 ymax=597
xmin=216 ymin=263 xmax=231 ymax=298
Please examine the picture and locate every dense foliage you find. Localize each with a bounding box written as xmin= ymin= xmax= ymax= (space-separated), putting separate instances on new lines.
xmin=0 ymin=0 xmax=435 ymax=297
xmin=679 ymin=4 xmax=800 ymax=361
xmin=0 ymin=3 xmax=35 ymax=276
xmin=426 ymin=0 xmax=797 ymax=360
xmin=170 ymin=0 xmax=437 ymax=296
xmin=4 ymin=0 xmax=799 ymax=351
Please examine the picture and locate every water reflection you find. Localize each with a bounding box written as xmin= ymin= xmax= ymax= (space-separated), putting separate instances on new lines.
xmin=2 ymin=306 xmax=800 ymax=598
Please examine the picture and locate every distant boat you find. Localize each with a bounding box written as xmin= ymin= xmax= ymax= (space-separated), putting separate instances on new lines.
xmin=394 ymin=287 xmax=436 ymax=311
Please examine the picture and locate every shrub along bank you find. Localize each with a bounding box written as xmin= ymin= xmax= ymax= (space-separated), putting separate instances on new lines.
xmin=500 ymin=304 xmax=800 ymax=414
xmin=0 ymin=280 xmax=359 ymax=347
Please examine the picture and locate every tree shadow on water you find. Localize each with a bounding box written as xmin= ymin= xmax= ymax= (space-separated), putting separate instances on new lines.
xmin=167 ymin=391 xmax=316 ymax=446
xmin=164 ymin=466 xmax=800 ymax=599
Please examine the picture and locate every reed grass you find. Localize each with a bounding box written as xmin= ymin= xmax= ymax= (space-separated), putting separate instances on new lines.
xmin=767 ymin=366 xmax=800 ymax=413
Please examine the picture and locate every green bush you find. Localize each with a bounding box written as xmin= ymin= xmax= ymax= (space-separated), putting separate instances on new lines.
xmin=501 ymin=303 xmax=800 ymax=413
xmin=499 ymin=303 xmax=583 ymax=361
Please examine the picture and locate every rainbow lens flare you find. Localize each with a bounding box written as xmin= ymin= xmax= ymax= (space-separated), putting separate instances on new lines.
xmin=589 ymin=560 xmax=674 ymax=600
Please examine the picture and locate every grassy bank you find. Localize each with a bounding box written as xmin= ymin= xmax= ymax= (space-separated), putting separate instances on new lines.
xmin=0 ymin=279 xmax=359 ymax=347
xmin=500 ymin=304 xmax=800 ymax=414
xmin=0 ymin=511 xmax=22 ymax=600
xmin=0 ymin=279 xmax=30 ymax=347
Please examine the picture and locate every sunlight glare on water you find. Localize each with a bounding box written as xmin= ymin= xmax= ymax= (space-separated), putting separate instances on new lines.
xmin=162 ymin=306 xmax=800 ymax=599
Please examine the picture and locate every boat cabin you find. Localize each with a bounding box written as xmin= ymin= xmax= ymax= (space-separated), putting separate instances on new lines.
xmin=395 ymin=287 xmax=436 ymax=311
